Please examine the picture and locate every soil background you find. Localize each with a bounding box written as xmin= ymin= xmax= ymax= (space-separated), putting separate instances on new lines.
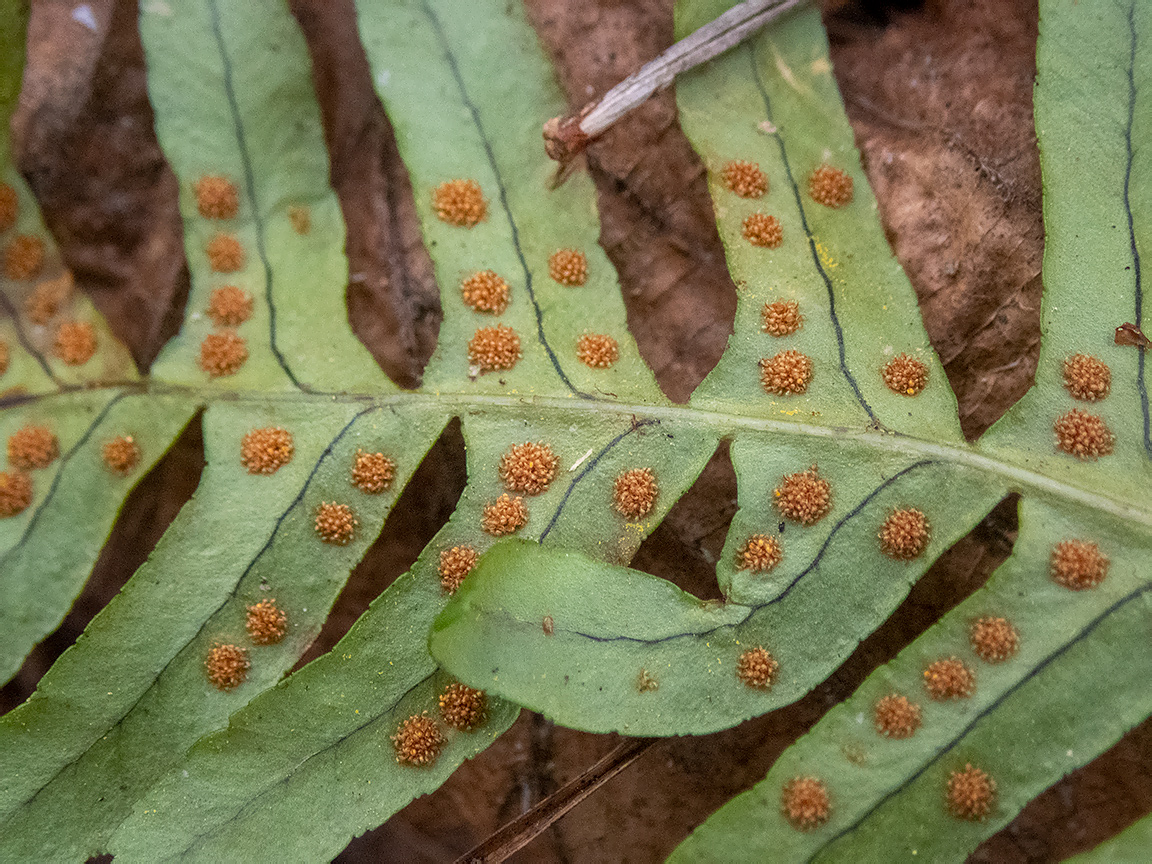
xmin=2 ymin=0 xmax=1150 ymax=861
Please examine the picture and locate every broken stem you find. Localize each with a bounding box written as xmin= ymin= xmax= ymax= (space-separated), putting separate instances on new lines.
xmin=455 ymin=736 xmax=658 ymax=863
xmin=543 ymin=0 xmax=808 ymax=162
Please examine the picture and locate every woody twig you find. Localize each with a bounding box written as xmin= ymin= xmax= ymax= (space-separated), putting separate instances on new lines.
xmin=543 ymin=0 xmax=808 ymax=165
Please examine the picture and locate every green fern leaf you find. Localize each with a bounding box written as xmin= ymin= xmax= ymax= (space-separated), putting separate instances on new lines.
xmin=0 ymin=0 xmax=1146 ymax=860
xmin=660 ymin=1 xmax=1152 ymax=857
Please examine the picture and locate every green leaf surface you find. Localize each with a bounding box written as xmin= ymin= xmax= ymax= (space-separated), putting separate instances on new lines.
xmin=0 ymin=391 xmax=198 ymax=682
xmin=1 ymin=0 xmax=173 ymax=684
xmin=1 ymin=2 xmax=136 ymax=394
xmin=110 ymin=577 xmax=518 ymax=864
xmin=660 ymin=0 xmax=1152 ymax=858
xmin=0 ymin=400 xmax=452 ymax=857
xmin=679 ymin=2 xmax=962 ymax=443
xmin=1 ymin=0 xmax=1149 ymax=857
xmin=979 ymin=0 xmax=1151 ymax=502
xmin=427 ymin=0 xmax=1147 ymax=743
xmin=669 ymin=495 xmax=1152 ymax=861
xmin=140 ymin=0 xmax=390 ymax=394
xmin=356 ymin=0 xmax=663 ymax=403
xmin=6 ymin=0 xmax=712 ymax=854
xmin=431 ymin=441 xmax=1006 ymax=735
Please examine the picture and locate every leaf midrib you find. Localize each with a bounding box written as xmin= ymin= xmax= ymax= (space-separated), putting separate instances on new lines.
xmin=205 ymin=0 xmax=302 ymax=391
xmin=5 ymin=381 xmax=1146 ymax=529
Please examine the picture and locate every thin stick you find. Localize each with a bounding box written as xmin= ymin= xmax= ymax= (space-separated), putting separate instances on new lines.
xmin=454 ymin=736 xmax=658 ymax=864
xmin=544 ymin=0 xmax=808 ymax=163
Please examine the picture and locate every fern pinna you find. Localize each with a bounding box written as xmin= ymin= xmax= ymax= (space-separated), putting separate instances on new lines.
xmin=0 ymin=0 xmax=1148 ymax=860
